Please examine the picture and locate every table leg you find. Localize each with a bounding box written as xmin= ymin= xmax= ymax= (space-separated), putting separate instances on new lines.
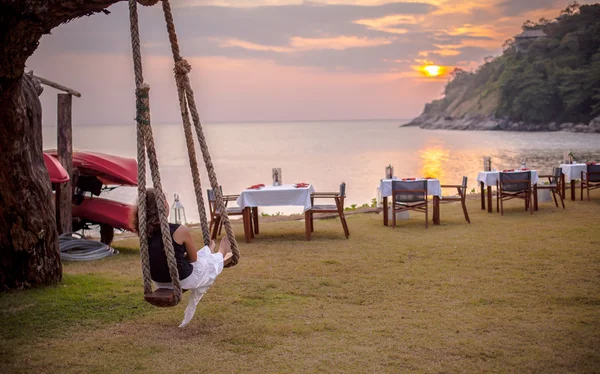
xmin=304 ymin=211 xmax=311 ymax=241
xmin=383 ymin=196 xmax=388 ymax=226
xmin=252 ymin=207 xmax=259 ymax=235
xmin=243 ymin=208 xmax=252 ymax=243
xmin=480 ymin=182 xmax=485 ymax=210
xmin=433 ymin=196 xmax=440 ymax=225
xmin=571 ymin=180 xmax=576 ymax=201
xmin=487 ymin=187 xmax=492 ymax=213
xmin=533 ymin=184 xmax=538 ymax=211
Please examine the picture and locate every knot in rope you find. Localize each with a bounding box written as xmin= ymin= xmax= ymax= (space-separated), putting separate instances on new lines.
xmin=135 ymin=83 xmax=151 ymax=126
xmin=137 ymin=0 xmax=160 ymax=6
xmin=174 ymin=59 xmax=192 ymax=76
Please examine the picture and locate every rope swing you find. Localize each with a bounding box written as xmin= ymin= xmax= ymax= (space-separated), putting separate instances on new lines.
xmin=128 ymin=0 xmax=240 ymax=307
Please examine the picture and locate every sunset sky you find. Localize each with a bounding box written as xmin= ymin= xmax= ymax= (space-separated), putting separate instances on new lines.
xmin=27 ymin=0 xmax=596 ymax=125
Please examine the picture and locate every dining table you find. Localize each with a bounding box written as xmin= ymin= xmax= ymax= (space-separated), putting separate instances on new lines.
xmin=476 ymin=169 xmax=540 ymax=212
xmin=236 ymin=183 xmax=315 ymax=242
xmin=560 ymin=163 xmax=587 ymax=201
xmin=378 ymin=178 xmax=442 ymax=226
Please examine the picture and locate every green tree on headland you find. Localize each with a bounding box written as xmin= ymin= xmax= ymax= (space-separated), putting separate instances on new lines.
xmin=420 ymin=2 xmax=600 ymax=126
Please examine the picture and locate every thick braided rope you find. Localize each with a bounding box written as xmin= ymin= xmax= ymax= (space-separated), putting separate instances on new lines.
xmin=129 ymin=0 xmax=152 ymax=296
xmin=175 ymin=82 xmax=211 ymax=246
xmin=129 ymin=0 xmax=182 ymax=304
xmin=162 ymin=0 xmax=240 ymax=266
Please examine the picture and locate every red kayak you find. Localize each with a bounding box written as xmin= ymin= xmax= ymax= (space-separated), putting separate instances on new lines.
xmin=44 ymin=153 xmax=69 ymax=183
xmin=45 ymin=150 xmax=137 ymax=186
xmin=71 ymin=196 xmax=135 ymax=232
xmin=43 ymin=150 xmax=137 ymax=243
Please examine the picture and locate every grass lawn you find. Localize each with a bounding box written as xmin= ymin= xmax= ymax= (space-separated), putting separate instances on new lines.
xmin=1 ymin=192 xmax=600 ymax=373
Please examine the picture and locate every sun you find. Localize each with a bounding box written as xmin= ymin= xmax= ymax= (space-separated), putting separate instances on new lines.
xmin=423 ymin=65 xmax=442 ymax=77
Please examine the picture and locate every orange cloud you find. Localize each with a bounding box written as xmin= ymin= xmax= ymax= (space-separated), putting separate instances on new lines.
xmin=220 ymin=36 xmax=393 ymax=53
xmin=354 ymin=14 xmax=417 ymax=34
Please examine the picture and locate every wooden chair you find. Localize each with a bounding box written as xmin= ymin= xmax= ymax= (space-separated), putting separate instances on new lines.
xmin=439 ymin=176 xmax=470 ymax=223
xmin=581 ymin=163 xmax=600 ymax=201
xmin=305 ymin=183 xmax=349 ymax=241
xmin=496 ymin=171 xmax=533 ymax=215
xmin=207 ymin=188 xmax=245 ymax=240
xmin=538 ymin=167 xmax=565 ymax=208
xmin=391 ymin=180 xmax=428 ymax=228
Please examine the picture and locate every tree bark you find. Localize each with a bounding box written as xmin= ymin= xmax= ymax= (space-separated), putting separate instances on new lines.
xmin=0 ymin=0 xmax=126 ymax=290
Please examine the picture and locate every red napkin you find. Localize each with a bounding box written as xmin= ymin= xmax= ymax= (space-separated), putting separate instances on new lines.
xmin=401 ymin=178 xmax=416 ymax=181
xmin=587 ymin=162 xmax=597 ymax=165
xmin=503 ymin=169 xmax=514 ymax=172
xmin=294 ymin=183 xmax=309 ymax=188
xmin=520 ymin=168 xmax=530 ymax=171
xmin=247 ymin=184 xmax=265 ymax=190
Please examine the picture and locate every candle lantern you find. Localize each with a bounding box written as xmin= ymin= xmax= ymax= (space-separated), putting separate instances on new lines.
xmin=483 ymin=157 xmax=492 ymax=172
xmin=170 ymin=193 xmax=187 ymax=224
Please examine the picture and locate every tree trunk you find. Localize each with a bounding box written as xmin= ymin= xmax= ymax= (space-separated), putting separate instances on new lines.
xmin=0 ymin=74 xmax=63 ymax=290
xmin=0 ymin=0 xmax=125 ymax=290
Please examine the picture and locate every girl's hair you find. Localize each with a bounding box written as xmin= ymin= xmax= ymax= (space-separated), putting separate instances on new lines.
xmin=130 ymin=188 xmax=162 ymax=237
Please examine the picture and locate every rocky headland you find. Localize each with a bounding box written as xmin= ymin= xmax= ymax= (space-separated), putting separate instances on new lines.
xmin=403 ymin=4 xmax=600 ymax=134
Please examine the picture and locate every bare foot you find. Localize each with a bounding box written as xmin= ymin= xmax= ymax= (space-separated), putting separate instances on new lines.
xmin=218 ymin=236 xmax=233 ymax=257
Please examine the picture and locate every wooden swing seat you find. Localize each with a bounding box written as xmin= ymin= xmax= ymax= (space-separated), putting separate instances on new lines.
xmin=144 ymin=252 xmax=234 ymax=307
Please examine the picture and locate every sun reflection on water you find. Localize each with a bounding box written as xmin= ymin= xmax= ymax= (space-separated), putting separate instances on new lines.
xmin=418 ymin=145 xmax=450 ymax=180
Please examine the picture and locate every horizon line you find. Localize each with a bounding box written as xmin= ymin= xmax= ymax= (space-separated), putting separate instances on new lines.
xmin=42 ymin=117 xmax=416 ymax=127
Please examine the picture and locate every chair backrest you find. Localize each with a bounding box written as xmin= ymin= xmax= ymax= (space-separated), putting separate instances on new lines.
xmin=392 ymin=180 xmax=427 ymax=203
xmin=499 ymin=171 xmax=531 ymax=192
xmin=206 ymin=186 xmax=223 ymax=214
xmin=550 ymin=167 xmax=562 ymax=185
xmin=461 ymin=176 xmax=468 ymax=189
xmin=588 ymin=164 xmax=600 ymax=182
xmin=339 ymin=182 xmax=346 ymax=197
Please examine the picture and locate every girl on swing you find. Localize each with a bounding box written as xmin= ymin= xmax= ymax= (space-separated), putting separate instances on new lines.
xmin=131 ymin=188 xmax=232 ymax=327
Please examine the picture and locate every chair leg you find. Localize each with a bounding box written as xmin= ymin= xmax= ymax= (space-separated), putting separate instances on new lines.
xmin=500 ymin=194 xmax=504 ymax=216
xmin=588 ymin=184 xmax=591 ymax=201
xmin=461 ymin=200 xmax=470 ymax=223
xmin=211 ymin=216 xmax=221 ymax=240
xmin=338 ymin=207 xmax=350 ymax=238
xmin=305 ymin=211 xmax=311 ymax=241
xmin=558 ymin=188 xmax=565 ymax=209
xmin=581 ymin=182 xmax=584 ymax=201
xmin=529 ymin=191 xmax=533 ymax=214
xmin=310 ymin=212 xmax=314 ymax=233
xmin=551 ymin=189 xmax=558 ymax=207
xmin=392 ymin=204 xmax=397 ymax=228
xmin=496 ymin=191 xmax=499 ymax=213
xmin=341 ymin=215 xmax=350 ymax=238
xmin=425 ymin=202 xmax=428 ymax=229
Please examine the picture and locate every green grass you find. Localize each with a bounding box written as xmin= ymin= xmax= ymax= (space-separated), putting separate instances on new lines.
xmin=1 ymin=192 xmax=600 ymax=373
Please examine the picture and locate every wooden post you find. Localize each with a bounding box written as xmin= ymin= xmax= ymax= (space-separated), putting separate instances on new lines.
xmin=56 ymin=93 xmax=73 ymax=234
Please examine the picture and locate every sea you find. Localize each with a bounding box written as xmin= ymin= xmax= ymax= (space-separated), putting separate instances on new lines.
xmin=42 ymin=120 xmax=600 ymax=222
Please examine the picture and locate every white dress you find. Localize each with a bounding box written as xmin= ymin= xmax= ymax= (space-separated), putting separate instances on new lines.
xmin=153 ymin=246 xmax=224 ymax=328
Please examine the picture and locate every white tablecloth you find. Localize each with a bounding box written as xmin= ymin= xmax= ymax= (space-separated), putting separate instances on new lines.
xmin=237 ymin=184 xmax=316 ymax=212
xmin=476 ymin=170 xmax=539 ymax=187
xmin=560 ymin=163 xmax=587 ymax=181
xmin=379 ymin=179 xmax=442 ymax=197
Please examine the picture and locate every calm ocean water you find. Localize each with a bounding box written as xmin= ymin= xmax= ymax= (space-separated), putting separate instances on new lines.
xmin=43 ymin=120 xmax=600 ymax=222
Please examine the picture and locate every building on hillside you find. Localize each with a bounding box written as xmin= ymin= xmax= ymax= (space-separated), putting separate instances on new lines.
xmin=514 ymin=29 xmax=548 ymax=52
